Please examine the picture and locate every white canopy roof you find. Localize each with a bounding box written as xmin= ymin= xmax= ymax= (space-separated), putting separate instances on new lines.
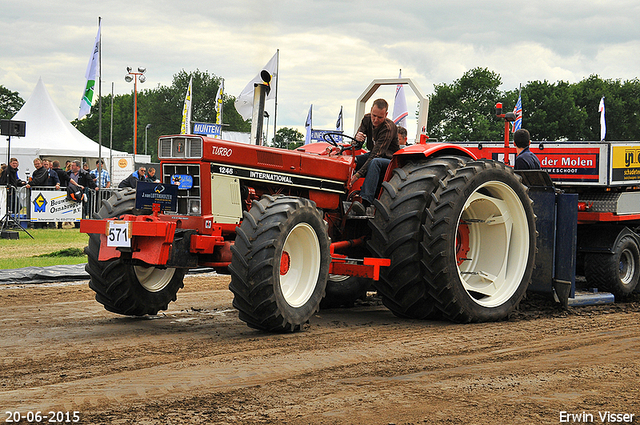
xmin=1 ymin=78 xmax=123 ymax=173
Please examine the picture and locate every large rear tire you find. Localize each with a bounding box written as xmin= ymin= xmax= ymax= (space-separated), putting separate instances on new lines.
xmin=84 ymin=190 xmax=186 ymax=316
xmin=585 ymin=235 xmax=640 ymax=298
xmin=229 ymin=195 xmax=331 ymax=332
xmin=368 ymin=157 xmax=468 ymax=318
xmin=423 ymin=160 xmax=536 ymax=322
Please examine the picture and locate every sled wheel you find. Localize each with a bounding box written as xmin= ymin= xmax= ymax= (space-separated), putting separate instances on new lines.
xmin=84 ymin=189 xmax=185 ymax=316
xmin=423 ymin=160 xmax=536 ymax=322
xmin=229 ymin=195 xmax=330 ymax=332
xmin=368 ymin=157 xmax=469 ymax=319
xmin=320 ymin=274 xmax=371 ymax=308
xmin=585 ymin=235 xmax=640 ymax=298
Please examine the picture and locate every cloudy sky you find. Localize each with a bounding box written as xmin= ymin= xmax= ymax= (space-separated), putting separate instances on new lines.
xmin=2 ymin=0 xmax=639 ymax=139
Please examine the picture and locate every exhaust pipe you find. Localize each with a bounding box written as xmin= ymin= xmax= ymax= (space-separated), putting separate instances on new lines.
xmin=250 ymin=70 xmax=271 ymax=145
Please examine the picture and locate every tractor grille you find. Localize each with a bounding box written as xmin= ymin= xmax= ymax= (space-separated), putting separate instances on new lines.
xmin=162 ymin=163 xmax=201 ymax=215
xmin=257 ymin=150 xmax=284 ymax=168
xmin=159 ymin=136 xmax=203 ymax=159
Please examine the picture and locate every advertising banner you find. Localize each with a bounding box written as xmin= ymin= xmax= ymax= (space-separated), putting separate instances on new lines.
xmin=112 ymin=155 xmax=135 ymax=187
xmin=311 ymin=129 xmax=342 ymax=144
xmin=135 ymin=181 xmax=178 ymax=212
xmin=30 ymin=190 xmax=82 ymax=222
xmin=193 ymin=122 xmax=222 ymax=138
xmin=611 ymin=145 xmax=640 ymax=183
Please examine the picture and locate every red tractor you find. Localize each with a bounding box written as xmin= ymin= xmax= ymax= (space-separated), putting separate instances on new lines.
xmin=81 ymin=77 xmax=536 ymax=331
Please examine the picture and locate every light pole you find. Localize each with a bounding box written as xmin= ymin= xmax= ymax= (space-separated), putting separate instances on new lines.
xmin=145 ymin=123 xmax=152 ymax=156
xmin=125 ymin=67 xmax=146 ymax=156
xmin=263 ymin=111 xmax=270 ymax=146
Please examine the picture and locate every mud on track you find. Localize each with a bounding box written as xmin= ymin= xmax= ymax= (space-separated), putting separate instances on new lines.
xmin=1 ymin=274 xmax=639 ymax=424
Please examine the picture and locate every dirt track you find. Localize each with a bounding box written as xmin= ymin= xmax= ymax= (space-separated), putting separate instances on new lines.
xmin=1 ymin=274 xmax=639 ymax=424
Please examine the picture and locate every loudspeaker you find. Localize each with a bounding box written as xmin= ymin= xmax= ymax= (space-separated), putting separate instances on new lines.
xmin=0 ymin=120 xmax=26 ymax=137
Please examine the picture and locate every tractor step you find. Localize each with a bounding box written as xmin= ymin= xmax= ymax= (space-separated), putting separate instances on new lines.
xmin=343 ymin=201 xmax=375 ymax=219
xmin=567 ymin=290 xmax=615 ymax=306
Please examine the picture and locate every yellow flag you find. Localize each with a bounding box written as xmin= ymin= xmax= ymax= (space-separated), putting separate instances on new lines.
xmin=180 ymin=76 xmax=193 ymax=134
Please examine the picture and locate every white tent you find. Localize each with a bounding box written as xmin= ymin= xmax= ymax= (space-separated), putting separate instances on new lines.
xmin=1 ymin=78 xmax=124 ymax=176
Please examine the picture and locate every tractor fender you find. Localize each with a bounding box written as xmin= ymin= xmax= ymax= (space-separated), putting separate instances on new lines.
xmin=385 ymin=143 xmax=476 ymax=181
xmin=577 ymin=224 xmax=640 ymax=254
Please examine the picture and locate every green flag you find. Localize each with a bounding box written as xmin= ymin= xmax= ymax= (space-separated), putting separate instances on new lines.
xmin=78 ymin=21 xmax=101 ymax=119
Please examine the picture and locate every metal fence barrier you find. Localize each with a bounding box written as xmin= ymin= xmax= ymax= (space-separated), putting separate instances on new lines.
xmin=87 ymin=187 xmax=120 ymax=218
xmin=0 ymin=185 xmax=28 ymax=227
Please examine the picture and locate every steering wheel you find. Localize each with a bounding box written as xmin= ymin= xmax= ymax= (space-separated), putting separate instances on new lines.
xmin=322 ymin=132 xmax=363 ymax=153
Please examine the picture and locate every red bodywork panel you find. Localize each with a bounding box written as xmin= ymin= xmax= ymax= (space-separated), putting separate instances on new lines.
xmin=81 ymin=210 xmax=233 ymax=266
xmin=81 ymin=214 xmax=177 ymax=264
xmin=203 ymin=138 xmax=354 ymax=183
xmin=385 ymin=143 xmax=476 ymax=180
xmin=578 ymin=211 xmax=640 ymax=224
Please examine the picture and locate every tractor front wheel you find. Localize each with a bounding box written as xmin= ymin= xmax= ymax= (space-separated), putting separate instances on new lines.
xmin=229 ymin=195 xmax=331 ymax=332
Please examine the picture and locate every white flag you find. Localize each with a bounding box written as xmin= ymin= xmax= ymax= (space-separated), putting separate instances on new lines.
xmin=392 ymin=70 xmax=408 ymax=129
xmin=235 ymin=51 xmax=278 ymax=121
xmin=180 ymin=76 xmax=193 ymax=134
xmin=599 ymin=96 xmax=606 ymax=141
xmin=78 ymin=21 xmax=101 ymax=120
xmin=304 ymin=104 xmax=312 ymax=145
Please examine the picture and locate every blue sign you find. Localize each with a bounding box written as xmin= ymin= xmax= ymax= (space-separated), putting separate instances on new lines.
xmin=311 ymin=130 xmax=343 ymax=144
xmin=171 ymin=174 xmax=193 ymax=189
xmin=135 ymin=181 xmax=178 ymax=212
xmin=193 ymin=122 xmax=221 ymax=137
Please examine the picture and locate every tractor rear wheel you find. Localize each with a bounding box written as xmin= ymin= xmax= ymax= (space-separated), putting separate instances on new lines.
xmin=229 ymin=195 xmax=331 ymax=332
xmin=423 ymin=160 xmax=536 ymax=322
xmin=585 ymin=235 xmax=640 ymax=298
xmin=368 ymin=157 xmax=469 ymax=319
xmin=84 ymin=190 xmax=186 ymax=316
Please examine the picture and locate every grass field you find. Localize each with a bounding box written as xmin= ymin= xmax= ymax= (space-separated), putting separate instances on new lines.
xmin=0 ymin=227 xmax=89 ymax=269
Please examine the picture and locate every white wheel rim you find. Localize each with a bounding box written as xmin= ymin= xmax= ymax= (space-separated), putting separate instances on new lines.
xmin=279 ymin=222 xmax=321 ymax=308
xmin=134 ymin=266 xmax=176 ymax=292
xmin=456 ymin=181 xmax=530 ymax=308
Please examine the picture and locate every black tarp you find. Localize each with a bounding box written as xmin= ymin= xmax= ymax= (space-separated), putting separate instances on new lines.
xmin=0 ymin=264 xmax=215 ymax=285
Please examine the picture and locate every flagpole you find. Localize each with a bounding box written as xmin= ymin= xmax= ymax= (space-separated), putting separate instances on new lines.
xmin=599 ymin=96 xmax=606 ymax=141
xmin=514 ymin=83 xmax=522 ymax=128
xmin=110 ymin=82 xmax=114 ymax=182
xmin=273 ymin=49 xmax=279 ymax=141
xmin=97 ymin=16 xmax=102 ymax=190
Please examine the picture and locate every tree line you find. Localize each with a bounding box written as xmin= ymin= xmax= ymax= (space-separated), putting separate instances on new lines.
xmin=427 ymin=67 xmax=640 ymax=142
xmin=2 ymin=69 xmax=639 ymax=157
xmin=72 ymin=69 xmax=250 ymax=160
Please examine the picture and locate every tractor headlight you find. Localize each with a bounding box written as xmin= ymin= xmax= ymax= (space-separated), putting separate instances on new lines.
xmin=188 ymin=199 xmax=201 ymax=215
